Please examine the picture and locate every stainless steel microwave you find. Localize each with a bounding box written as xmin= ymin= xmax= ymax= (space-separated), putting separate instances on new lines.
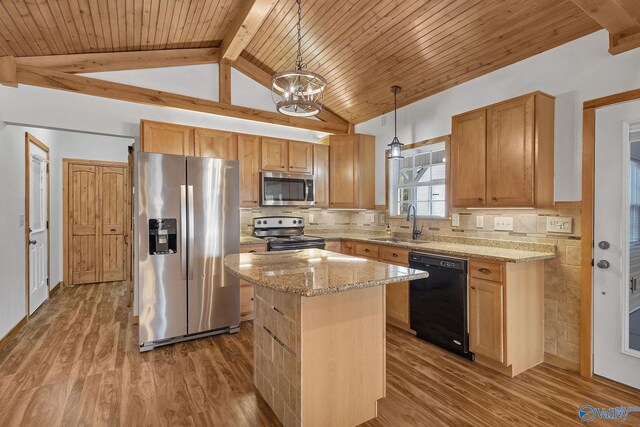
xmin=261 ymin=172 xmax=315 ymax=206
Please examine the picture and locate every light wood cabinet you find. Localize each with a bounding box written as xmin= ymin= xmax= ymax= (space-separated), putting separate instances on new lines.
xmin=239 ymin=243 xmax=267 ymax=321
xmin=468 ymin=258 xmax=544 ymax=377
xmin=355 ymin=242 xmax=380 ymax=259
xmin=141 ymin=120 xmax=194 ymax=156
xmin=289 ymin=140 xmax=313 ymax=174
xmin=451 ymin=110 xmax=487 ymax=207
xmin=469 ymin=278 xmax=504 ymax=362
xmin=261 ymin=137 xmax=288 ymax=172
xmin=328 ymin=134 xmax=375 ymax=209
xmin=238 ymin=134 xmax=261 ymax=207
xmin=324 ymin=241 xmax=342 ymax=253
xmin=313 ymin=144 xmax=329 ymax=207
xmin=341 ymin=240 xmax=355 ymax=255
xmin=194 ymin=128 xmax=237 ymax=160
xmin=450 ymin=92 xmax=554 ymax=208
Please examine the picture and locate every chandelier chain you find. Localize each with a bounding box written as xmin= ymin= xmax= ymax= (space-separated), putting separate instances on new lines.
xmin=295 ymin=0 xmax=304 ymax=70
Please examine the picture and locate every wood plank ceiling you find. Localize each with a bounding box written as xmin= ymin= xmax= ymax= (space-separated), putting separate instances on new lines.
xmin=0 ymin=0 xmax=601 ymax=125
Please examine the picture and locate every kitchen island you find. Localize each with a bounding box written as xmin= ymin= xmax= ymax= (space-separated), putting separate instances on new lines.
xmin=224 ymin=249 xmax=429 ymax=427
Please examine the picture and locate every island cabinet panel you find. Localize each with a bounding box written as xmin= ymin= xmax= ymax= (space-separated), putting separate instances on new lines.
xmin=328 ymin=134 xmax=375 ymax=209
xmin=288 ymin=140 xmax=313 ymax=174
xmin=486 ymin=95 xmax=535 ymax=207
xmin=469 ymin=259 xmax=544 ymax=377
xmin=238 ymin=134 xmax=261 ymax=207
xmin=324 ymin=241 xmax=342 ymax=253
xmin=193 ymin=128 xmax=237 ymax=160
xmin=261 ymin=137 xmax=288 ymax=172
xmin=451 ymin=109 xmax=487 ymax=207
xmin=313 ymin=144 xmax=329 ymax=207
xmin=239 ymin=243 xmax=267 ymax=321
xmin=450 ymin=92 xmax=554 ymax=208
xmin=380 ymin=246 xmax=411 ymax=331
xmin=140 ymin=120 xmax=194 ymax=156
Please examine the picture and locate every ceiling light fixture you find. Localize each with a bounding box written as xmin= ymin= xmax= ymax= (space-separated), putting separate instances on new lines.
xmin=271 ymin=0 xmax=327 ymax=117
xmin=388 ymin=86 xmax=404 ymax=159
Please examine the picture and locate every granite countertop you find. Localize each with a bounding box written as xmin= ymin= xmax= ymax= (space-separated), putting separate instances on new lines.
xmin=240 ymin=236 xmax=266 ymax=245
xmin=224 ymin=248 xmax=430 ymax=297
xmin=316 ymin=233 xmax=556 ymax=263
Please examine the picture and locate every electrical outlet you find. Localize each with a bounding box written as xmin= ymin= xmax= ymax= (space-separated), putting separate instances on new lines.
xmin=494 ymin=216 xmax=513 ymax=231
xmin=309 ymin=214 xmax=315 ymax=223
xmin=451 ymin=213 xmax=460 ymax=227
xmin=366 ymin=213 xmax=375 ymax=223
xmin=546 ymin=216 xmax=572 ymax=233
xmin=476 ymin=216 xmax=484 ymax=228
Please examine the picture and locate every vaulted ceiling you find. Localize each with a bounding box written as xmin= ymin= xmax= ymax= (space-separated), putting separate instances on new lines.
xmin=0 ymin=0 xmax=604 ymax=125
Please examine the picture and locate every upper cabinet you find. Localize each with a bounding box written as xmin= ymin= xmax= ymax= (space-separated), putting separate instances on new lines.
xmin=194 ymin=129 xmax=237 ymax=160
xmin=238 ymin=134 xmax=261 ymax=207
xmin=288 ymin=141 xmax=313 ymax=174
xmin=329 ymin=134 xmax=375 ymax=209
xmin=261 ymin=137 xmax=288 ymax=172
xmin=450 ymin=92 xmax=554 ymax=208
xmin=313 ymin=144 xmax=329 ymax=208
xmin=141 ymin=120 xmax=194 ymax=156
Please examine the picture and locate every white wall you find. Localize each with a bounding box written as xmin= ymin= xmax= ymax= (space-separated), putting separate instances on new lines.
xmin=0 ymin=123 xmax=132 ymax=340
xmin=356 ymin=30 xmax=640 ymax=205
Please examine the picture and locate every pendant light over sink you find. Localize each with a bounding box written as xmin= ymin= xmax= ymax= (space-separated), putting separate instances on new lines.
xmin=271 ymin=0 xmax=327 ymax=117
xmin=388 ymin=86 xmax=404 ymax=159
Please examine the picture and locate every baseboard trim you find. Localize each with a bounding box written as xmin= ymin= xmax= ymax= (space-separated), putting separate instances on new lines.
xmin=49 ymin=281 xmax=63 ymax=298
xmin=544 ymin=352 xmax=580 ymax=372
xmin=132 ymin=315 xmax=139 ymax=325
xmin=0 ymin=316 xmax=28 ymax=350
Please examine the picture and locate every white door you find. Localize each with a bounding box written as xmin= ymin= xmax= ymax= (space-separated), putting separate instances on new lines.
xmin=593 ymin=100 xmax=640 ymax=389
xmin=29 ymin=143 xmax=48 ymax=315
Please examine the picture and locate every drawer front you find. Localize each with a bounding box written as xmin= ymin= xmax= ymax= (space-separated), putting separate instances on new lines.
xmin=470 ymin=260 xmax=503 ymax=282
xmin=355 ymin=242 xmax=380 ymax=259
xmin=325 ymin=241 xmax=342 ymax=253
xmin=379 ymin=245 xmax=409 ymax=266
xmin=342 ymin=241 xmax=355 ymax=255
xmin=241 ymin=243 xmax=267 ymax=253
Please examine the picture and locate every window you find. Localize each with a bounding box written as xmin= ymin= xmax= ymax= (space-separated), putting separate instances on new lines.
xmin=389 ymin=141 xmax=446 ymax=217
xmin=631 ymin=157 xmax=640 ymax=243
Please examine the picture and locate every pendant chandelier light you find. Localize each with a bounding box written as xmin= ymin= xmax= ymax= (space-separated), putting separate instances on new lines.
xmin=271 ymin=0 xmax=327 ymax=117
xmin=388 ymin=86 xmax=404 ymax=159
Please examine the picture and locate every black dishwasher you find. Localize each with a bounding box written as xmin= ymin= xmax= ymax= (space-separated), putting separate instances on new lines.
xmin=409 ymin=252 xmax=474 ymax=361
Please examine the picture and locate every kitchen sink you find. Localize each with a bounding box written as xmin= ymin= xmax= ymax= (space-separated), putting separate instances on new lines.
xmin=369 ymin=237 xmax=411 ymax=243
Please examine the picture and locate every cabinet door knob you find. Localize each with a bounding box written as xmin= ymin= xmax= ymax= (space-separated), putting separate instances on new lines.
xmin=364 ymin=248 xmax=370 ymax=252
xmin=478 ymin=197 xmax=483 ymax=202
xmin=392 ymin=253 xmax=398 ymax=257
xmin=479 ymin=268 xmax=491 ymax=274
xmin=248 ymin=250 xmax=257 ymax=253
xmin=491 ymin=197 xmax=497 ymax=201
xmin=471 ymin=286 xmax=476 ymax=290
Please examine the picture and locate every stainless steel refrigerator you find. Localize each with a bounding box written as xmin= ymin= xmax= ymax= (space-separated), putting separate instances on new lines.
xmin=137 ymin=152 xmax=240 ymax=351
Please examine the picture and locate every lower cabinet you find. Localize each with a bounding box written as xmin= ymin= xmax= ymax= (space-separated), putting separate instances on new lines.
xmin=468 ymin=258 xmax=544 ymax=377
xmin=239 ymin=243 xmax=267 ymax=321
xmin=324 ymin=241 xmax=342 ymax=253
xmin=341 ymin=240 xmax=355 ymax=255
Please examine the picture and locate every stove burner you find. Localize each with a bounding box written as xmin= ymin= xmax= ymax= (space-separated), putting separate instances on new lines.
xmin=252 ymin=216 xmax=325 ymax=251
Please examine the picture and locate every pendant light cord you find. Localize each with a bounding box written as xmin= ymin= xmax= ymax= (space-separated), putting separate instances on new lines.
xmin=394 ymin=88 xmax=397 ymax=139
xmin=295 ymin=0 xmax=303 ymax=70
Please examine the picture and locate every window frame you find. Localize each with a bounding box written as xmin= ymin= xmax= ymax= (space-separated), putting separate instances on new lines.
xmin=385 ymin=135 xmax=451 ymax=220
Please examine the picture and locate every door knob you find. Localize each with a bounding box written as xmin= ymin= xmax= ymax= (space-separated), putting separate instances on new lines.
xmin=598 ymin=241 xmax=610 ymax=250
xmin=597 ymin=260 xmax=610 ymax=269
xmin=29 ymin=240 xmax=37 ymax=245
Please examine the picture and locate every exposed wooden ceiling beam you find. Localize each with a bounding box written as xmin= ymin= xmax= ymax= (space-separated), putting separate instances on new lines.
xmin=220 ymin=0 xmax=277 ymax=62
xmin=571 ymin=0 xmax=640 ymax=54
xmin=13 ymin=64 xmax=348 ymax=134
xmin=13 ymin=48 xmax=220 ymax=74
xmin=233 ymin=54 xmax=351 ymax=127
xmin=0 ymin=56 xmax=17 ymax=87
xmin=219 ymin=62 xmax=232 ymax=104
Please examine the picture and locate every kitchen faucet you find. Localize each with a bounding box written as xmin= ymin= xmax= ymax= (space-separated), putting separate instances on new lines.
xmin=406 ymin=204 xmax=423 ymax=240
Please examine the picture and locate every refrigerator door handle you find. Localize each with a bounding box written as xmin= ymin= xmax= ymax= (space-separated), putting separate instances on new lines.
xmin=188 ymin=185 xmax=195 ymax=280
xmin=180 ymin=185 xmax=187 ymax=280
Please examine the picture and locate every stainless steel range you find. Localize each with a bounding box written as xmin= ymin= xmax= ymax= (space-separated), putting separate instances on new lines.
xmin=252 ymin=216 xmax=325 ymax=251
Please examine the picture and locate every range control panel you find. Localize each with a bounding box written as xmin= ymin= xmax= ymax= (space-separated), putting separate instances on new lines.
xmin=253 ymin=216 xmax=304 ymax=229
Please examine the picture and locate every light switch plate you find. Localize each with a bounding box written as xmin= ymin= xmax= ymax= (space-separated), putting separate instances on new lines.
xmin=546 ymin=216 xmax=572 ymax=233
xmin=494 ymin=216 xmax=513 ymax=231
xmin=451 ymin=213 xmax=460 ymax=227
xmin=365 ymin=213 xmax=375 ymax=223
xmin=309 ymin=214 xmax=315 ymax=223
xmin=476 ymin=216 xmax=484 ymax=228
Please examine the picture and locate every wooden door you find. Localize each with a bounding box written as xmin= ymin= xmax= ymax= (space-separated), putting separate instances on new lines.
xmin=238 ymin=134 xmax=261 ymax=207
xmin=288 ymin=141 xmax=313 ymax=174
xmin=329 ymin=135 xmax=359 ymax=208
xmin=261 ymin=137 xmax=288 ymax=171
xmin=140 ymin=120 xmax=194 ymax=156
xmin=469 ymin=279 xmax=504 ymax=362
xmin=451 ymin=109 xmax=487 ymax=207
xmin=486 ymin=95 xmax=535 ymax=207
xmin=313 ymin=144 xmax=329 ymax=207
xmin=69 ymin=164 xmax=99 ymax=284
xmin=194 ymin=128 xmax=238 ymax=159
xmin=100 ymin=166 xmax=127 ymax=282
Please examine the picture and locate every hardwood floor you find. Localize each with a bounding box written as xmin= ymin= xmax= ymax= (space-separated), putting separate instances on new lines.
xmin=1 ymin=282 xmax=638 ymax=427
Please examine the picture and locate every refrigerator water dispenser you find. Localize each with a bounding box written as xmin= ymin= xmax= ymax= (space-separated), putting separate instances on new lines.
xmin=149 ymin=218 xmax=177 ymax=254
